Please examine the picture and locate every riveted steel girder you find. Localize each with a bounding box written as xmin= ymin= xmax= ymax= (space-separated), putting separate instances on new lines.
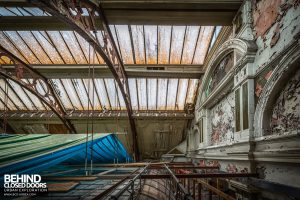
xmin=0 ymin=45 xmax=77 ymax=133
xmin=29 ymin=0 xmax=140 ymax=160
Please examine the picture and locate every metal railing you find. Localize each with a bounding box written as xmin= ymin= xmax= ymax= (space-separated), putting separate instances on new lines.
xmin=164 ymin=164 xmax=194 ymax=200
xmin=110 ymin=164 xmax=149 ymax=199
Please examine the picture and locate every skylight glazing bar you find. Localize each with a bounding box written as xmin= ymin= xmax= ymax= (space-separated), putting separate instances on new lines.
xmin=56 ymin=79 xmax=75 ymax=110
xmin=30 ymin=31 xmax=54 ymax=64
xmin=73 ymin=31 xmax=89 ymax=63
xmin=0 ymin=83 xmax=19 ymax=110
xmin=59 ymin=31 xmax=78 ymax=64
xmin=44 ymin=31 xmax=67 ymax=64
xmin=1 ymin=31 xmax=30 ymax=63
xmin=128 ymin=25 xmax=136 ymax=64
xmin=102 ymin=78 xmax=112 ymax=110
xmin=3 ymin=79 xmax=29 ymax=110
xmin=15 ymin=31 xmax=42 ymax=64
xmin=92 ymin=79 xmax=103 ymax=110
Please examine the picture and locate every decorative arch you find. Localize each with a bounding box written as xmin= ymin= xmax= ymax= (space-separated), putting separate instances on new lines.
xmin=198 ymin=38 xmax=257 ymax=105
xmin=254 ymin=45 xmax=300 ymax=137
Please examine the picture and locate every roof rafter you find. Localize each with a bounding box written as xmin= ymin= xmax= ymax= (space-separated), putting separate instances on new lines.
xmin=0 ymin=44 xmax=77 ymax=133
xmin=30 ymin=0 xmax=141 ymax=160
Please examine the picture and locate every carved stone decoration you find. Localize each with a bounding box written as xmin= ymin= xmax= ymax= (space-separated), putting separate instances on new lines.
xmin=254 ymin=41 xmax=300 ymax=137
xmin=0 ymin=45 xmax=77 ymax=133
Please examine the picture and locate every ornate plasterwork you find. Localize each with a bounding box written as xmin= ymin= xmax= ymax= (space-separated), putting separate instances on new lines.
xmin=205 ymin=52 xmax=234 ymax=96
xmin=198 ymin=38 xmax=257 ymax=110
xmin=234 ymin=0 xmax=254 ymax=40
xmin=254 ymin=39 xmax=300 ymax=137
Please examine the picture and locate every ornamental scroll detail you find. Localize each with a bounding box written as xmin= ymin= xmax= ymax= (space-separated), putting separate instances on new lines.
xmin=0 ymin=46 xmax=76 ymax=133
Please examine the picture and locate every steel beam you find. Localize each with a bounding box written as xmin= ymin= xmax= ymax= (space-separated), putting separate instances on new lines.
xmin=0 ymin=45 xmax=77 ymax=133
xmin=29 ymin=0 xmax=140 ymax=160
xmin=0 ymin=0 xmax=240 ymax=30
xmin=140 ymin=173 xmax=258 ymax=179
xmin=149 ymin=166 xmax=219 ymax=170
xmin=1 ymin=64 xmax=204 ymax=78
xmin=50 ymin=173 xmax=258 ymax=180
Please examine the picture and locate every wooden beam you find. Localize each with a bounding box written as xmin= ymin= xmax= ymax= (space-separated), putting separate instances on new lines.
xmin=47 ymin=182 xmax=79 ymax=192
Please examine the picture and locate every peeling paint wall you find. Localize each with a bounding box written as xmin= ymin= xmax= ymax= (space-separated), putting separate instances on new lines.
xmin=210 ymin=92 xmax=235 ymax=145
xmin=185 ymin=0 xmax=300 ymax=197
xmin=270 ymin=69 xmax=300 ymax=135
xmin=253 ymin=0 xmax=300 ymax=70
xmin=253 ymin=0 xmax=300 ymax=104
xmin=254 ymin=65 xmax=275 ymax=102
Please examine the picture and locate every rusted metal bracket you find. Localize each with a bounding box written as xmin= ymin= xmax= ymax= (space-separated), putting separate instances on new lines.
xmin=29 ymin=0 xmax=140 ymax=160
xmin=0 ymin=45 xmax=77 ymax=133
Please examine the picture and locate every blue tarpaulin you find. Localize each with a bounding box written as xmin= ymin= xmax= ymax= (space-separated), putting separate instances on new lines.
xmin=0 ymin=134 xmax=132 ymax=177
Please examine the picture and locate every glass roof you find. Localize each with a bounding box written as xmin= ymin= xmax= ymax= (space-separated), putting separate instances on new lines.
xmin=0 ymin=26 xmax=215 ymax=65
xmin=0 ymin=78 xmax=199 ymax=111
xmin=0 ymin=6 xmax=221 ymax=66
xmin=0 ymin=7 xmax=50 ymax=16
xmin=0 ymin=6 xmax=222 ymax=112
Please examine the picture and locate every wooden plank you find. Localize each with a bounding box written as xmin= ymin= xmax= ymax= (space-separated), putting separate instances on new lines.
xmin=47 ymin=182 xmax=79 ymax=192
xmin=197 ymin=179 xmax=235 ymax=200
